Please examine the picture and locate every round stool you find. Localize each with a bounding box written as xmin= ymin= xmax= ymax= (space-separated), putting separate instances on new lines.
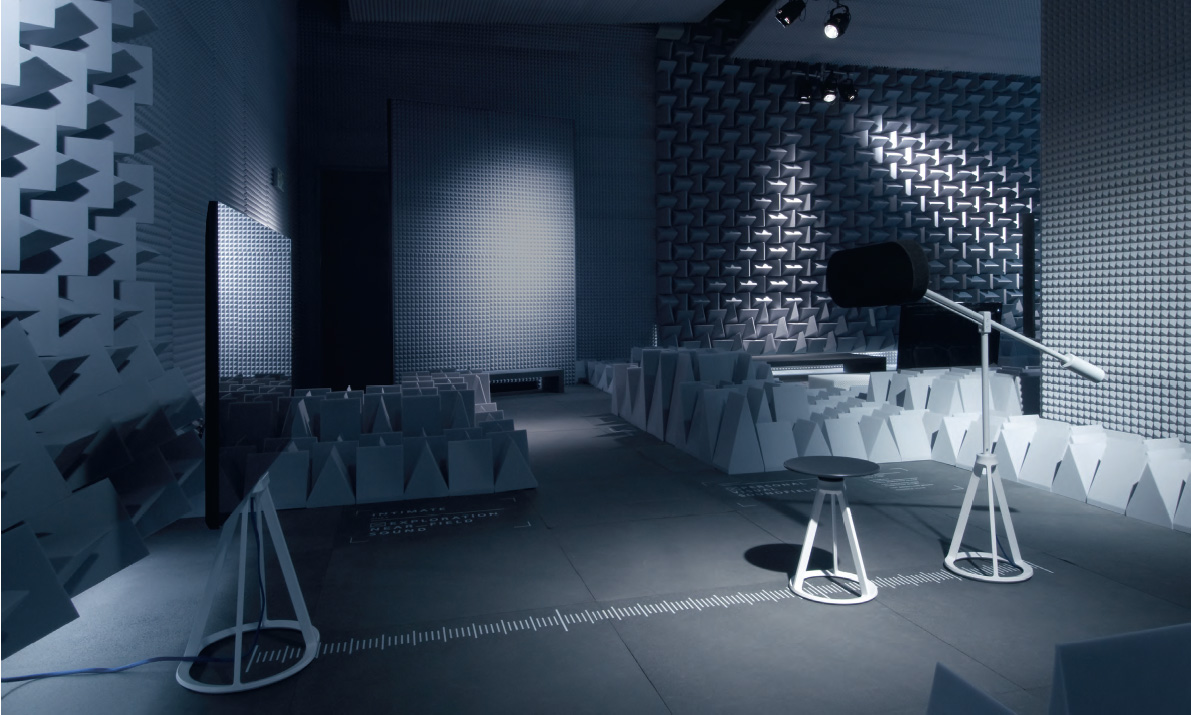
xmin=784 ymin=456 xmax=880 ymax=604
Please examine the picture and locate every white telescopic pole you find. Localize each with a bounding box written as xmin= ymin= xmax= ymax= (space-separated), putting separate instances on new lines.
xmin=922 ymin=290 xmax=1106 ymax=383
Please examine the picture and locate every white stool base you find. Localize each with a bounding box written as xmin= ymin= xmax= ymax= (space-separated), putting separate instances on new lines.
xmin=790 ymin=479 xmax=878 ymax=605
xmin=945 ymin=454 xmax=1034 ymax=584
xmin=176 ymin=619 xmax=320 ymax=694
xmin=945 ymin=551 xmax=1034 ymax=583
xmin=790 ymin=569 xmax=878 ymax=604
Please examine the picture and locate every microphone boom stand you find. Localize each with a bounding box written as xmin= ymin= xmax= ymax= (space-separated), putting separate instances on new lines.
xmin=921 ymin=290 xmax=1105 ymax=583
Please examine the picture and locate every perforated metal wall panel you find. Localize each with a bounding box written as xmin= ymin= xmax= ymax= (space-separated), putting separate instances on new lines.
xmin=656 ymin=24 xmax=1040 ymax=355
xmin=217 ymin=204 xmax=292 ymax=378
xmin=390 ymin=102 xmax=576 ymax=380
xmin=1040 ymin=0 xmax=1190 ymax=439
xmin=296 ymin=18 xmax=654 ymax=375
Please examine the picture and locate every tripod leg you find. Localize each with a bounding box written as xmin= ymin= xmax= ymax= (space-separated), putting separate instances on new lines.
xmin=947 ymin=469 xmax=982 ymax=563
xmin=991 ymin=470 xmax=1026 ymax=565
xmin=792 ymin=489 xmax=826 ymax=594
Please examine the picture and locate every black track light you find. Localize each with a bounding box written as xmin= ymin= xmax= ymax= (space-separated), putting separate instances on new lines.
xmin=822 ymin=83 xmax=838 ymax=103
xmin=838 ymin=79 xmax=858 ymax=101
xmin=797 ymin=77 xmax=820 ymax=104
xmin=824 ymin=3 xmax=850 ymax=39
xmin=775 ymin=0 xmax=807 ymax=27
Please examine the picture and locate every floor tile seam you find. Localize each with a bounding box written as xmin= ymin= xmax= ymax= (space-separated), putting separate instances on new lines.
xmin=604 ymin=620 xmax=677 ymax=715
xmin=872 ymin=597 xmax=1043 ymax=695
xmin=734 ymin=505 xmax=801 ymax=548
xmin=1017 ymin=554 xmax=1191 ymax=613
xmin=939 ymin=523 xmax=1191 ymax=611
xmin=552 ymin=528 xmax=602 ymax=605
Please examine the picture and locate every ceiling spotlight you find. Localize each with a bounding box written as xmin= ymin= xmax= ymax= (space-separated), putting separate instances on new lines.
xmin=824 ymin=2 xmax=851 ymax=39
xmin=822 ymin=83 xmax=838 ymax=103
xmin=775 ymin=0 xmax=807 ymax=27
xmin=797 ymin=77 xmax=820 ymax=103
xmin=838 ymin=79 xmax=858 ymax=101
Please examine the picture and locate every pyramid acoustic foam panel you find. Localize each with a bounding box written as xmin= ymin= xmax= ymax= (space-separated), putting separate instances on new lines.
xmin=217 ymin=203 xmax=292 ymax=378
xmin=1 ymin=0 xmax=296 ymax=656
xmin=655 ymin=22 xmax=1039 ymax=357
xmin=1040 ymin=0 xmax=1189 ymax=440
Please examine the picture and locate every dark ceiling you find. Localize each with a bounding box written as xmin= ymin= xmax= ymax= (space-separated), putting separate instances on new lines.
xmin=343 ymin=0 xmax=1041 ymax=76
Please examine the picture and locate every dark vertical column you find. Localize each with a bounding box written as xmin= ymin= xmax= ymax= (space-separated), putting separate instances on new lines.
xmin=1022 ymin=212 xmax=1036 ymax=339
xmin=319 ymin=169 xmax=394 ymax=389
xmin=1020 ymin=211 xmax=1040 ymax=414
xmin=203 ymin=201 xmax=220 ymax=529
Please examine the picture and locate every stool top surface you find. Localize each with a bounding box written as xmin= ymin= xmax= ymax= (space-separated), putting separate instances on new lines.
xmin=783 ymin=456 xmax=880 ymax=479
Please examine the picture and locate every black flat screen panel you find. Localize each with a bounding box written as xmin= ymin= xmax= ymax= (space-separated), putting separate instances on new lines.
xmin=897 ymin=303 xmax=1002 ymax=370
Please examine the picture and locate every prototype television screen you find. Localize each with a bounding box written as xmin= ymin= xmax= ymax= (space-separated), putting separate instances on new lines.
xmin=897 ymin=302 xmax=1003 ymax=370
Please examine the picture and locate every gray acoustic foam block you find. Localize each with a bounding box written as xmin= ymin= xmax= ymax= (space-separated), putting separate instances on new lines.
xmin=2 ymin=0 xmax=291 ymax=656
xmin=440 ymin=389 xmax=475 ymax=430
xmin=24 ymin=479 xmax=149 ymax=597
xmin=247 ymin=450 xmax=311 ymax=510
xmin=106 ymin=448 xmax=192 ymax=538
xmin=480 ymin=418 xmax=516 ymax=434
xmin=307 ymin=445 xmax=355 ymax=508
xmin=926 ymin=663 xmax=1014 ymax=715
xmin=312 ymin=441 xmax=357 ymax=478
xmin=445 ymin=427 xmax=483 ymax=441
xmin=320 ymin=397 xmax=362 ymax=442
xmin=0 ymin=400 xmax=69 ymax=530
xmin=356 ymin=445 xmax=404 ymax=504
xmin=1050 ymin=623 xmax=1191 ymax=715
xmin=447 ymin=439 xmax=495 ymax=496
xmin=360 ymin=432 xmax=402 ymax=448
xmin=1 ymin=523 xmax=79 ymax=658
xmin=264 ymin=436 xmax=317 ymax=452
xmin=1 ymin=319 xmax=59 ymax=415
xmin=492 ymin=430 xmax=536 ymax=492
xmin=224 ymin=400 xmax=274 ymax=449
xmin=403 ymin=440 xmax=449 ymax=500
xmin=402 ymin=394 xmax=442 ymax=436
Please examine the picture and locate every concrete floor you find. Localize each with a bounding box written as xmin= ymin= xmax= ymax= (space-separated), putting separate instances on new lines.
xmin=4 ymin=385 xmax=1189 ymax=714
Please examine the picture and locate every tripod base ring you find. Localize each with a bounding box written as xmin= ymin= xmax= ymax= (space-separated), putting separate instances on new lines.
xmin=945 ymin=551 xmax=1034 ymax=583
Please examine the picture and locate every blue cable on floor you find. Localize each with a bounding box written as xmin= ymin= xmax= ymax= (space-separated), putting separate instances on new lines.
xmin=1 ymin=656 xmax=231 ymax=683
xmin=245 ymin=496 xmax=266 ymax=661
xmin=3 ymin=498 xmax=270 ymax=685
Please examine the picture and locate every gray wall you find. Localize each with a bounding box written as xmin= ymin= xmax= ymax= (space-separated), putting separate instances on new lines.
xmin=1040 ymin=0 xmax=1189 ymax=439
xmin=391 ymin=101 xmax=577 ymax=381
xmin=295 ymin=7 xmax=656 ymax=381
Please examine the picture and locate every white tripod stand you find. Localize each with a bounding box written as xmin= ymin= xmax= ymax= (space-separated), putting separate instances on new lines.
xmin=922 ymin=290 xmax=1105 ymax=583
